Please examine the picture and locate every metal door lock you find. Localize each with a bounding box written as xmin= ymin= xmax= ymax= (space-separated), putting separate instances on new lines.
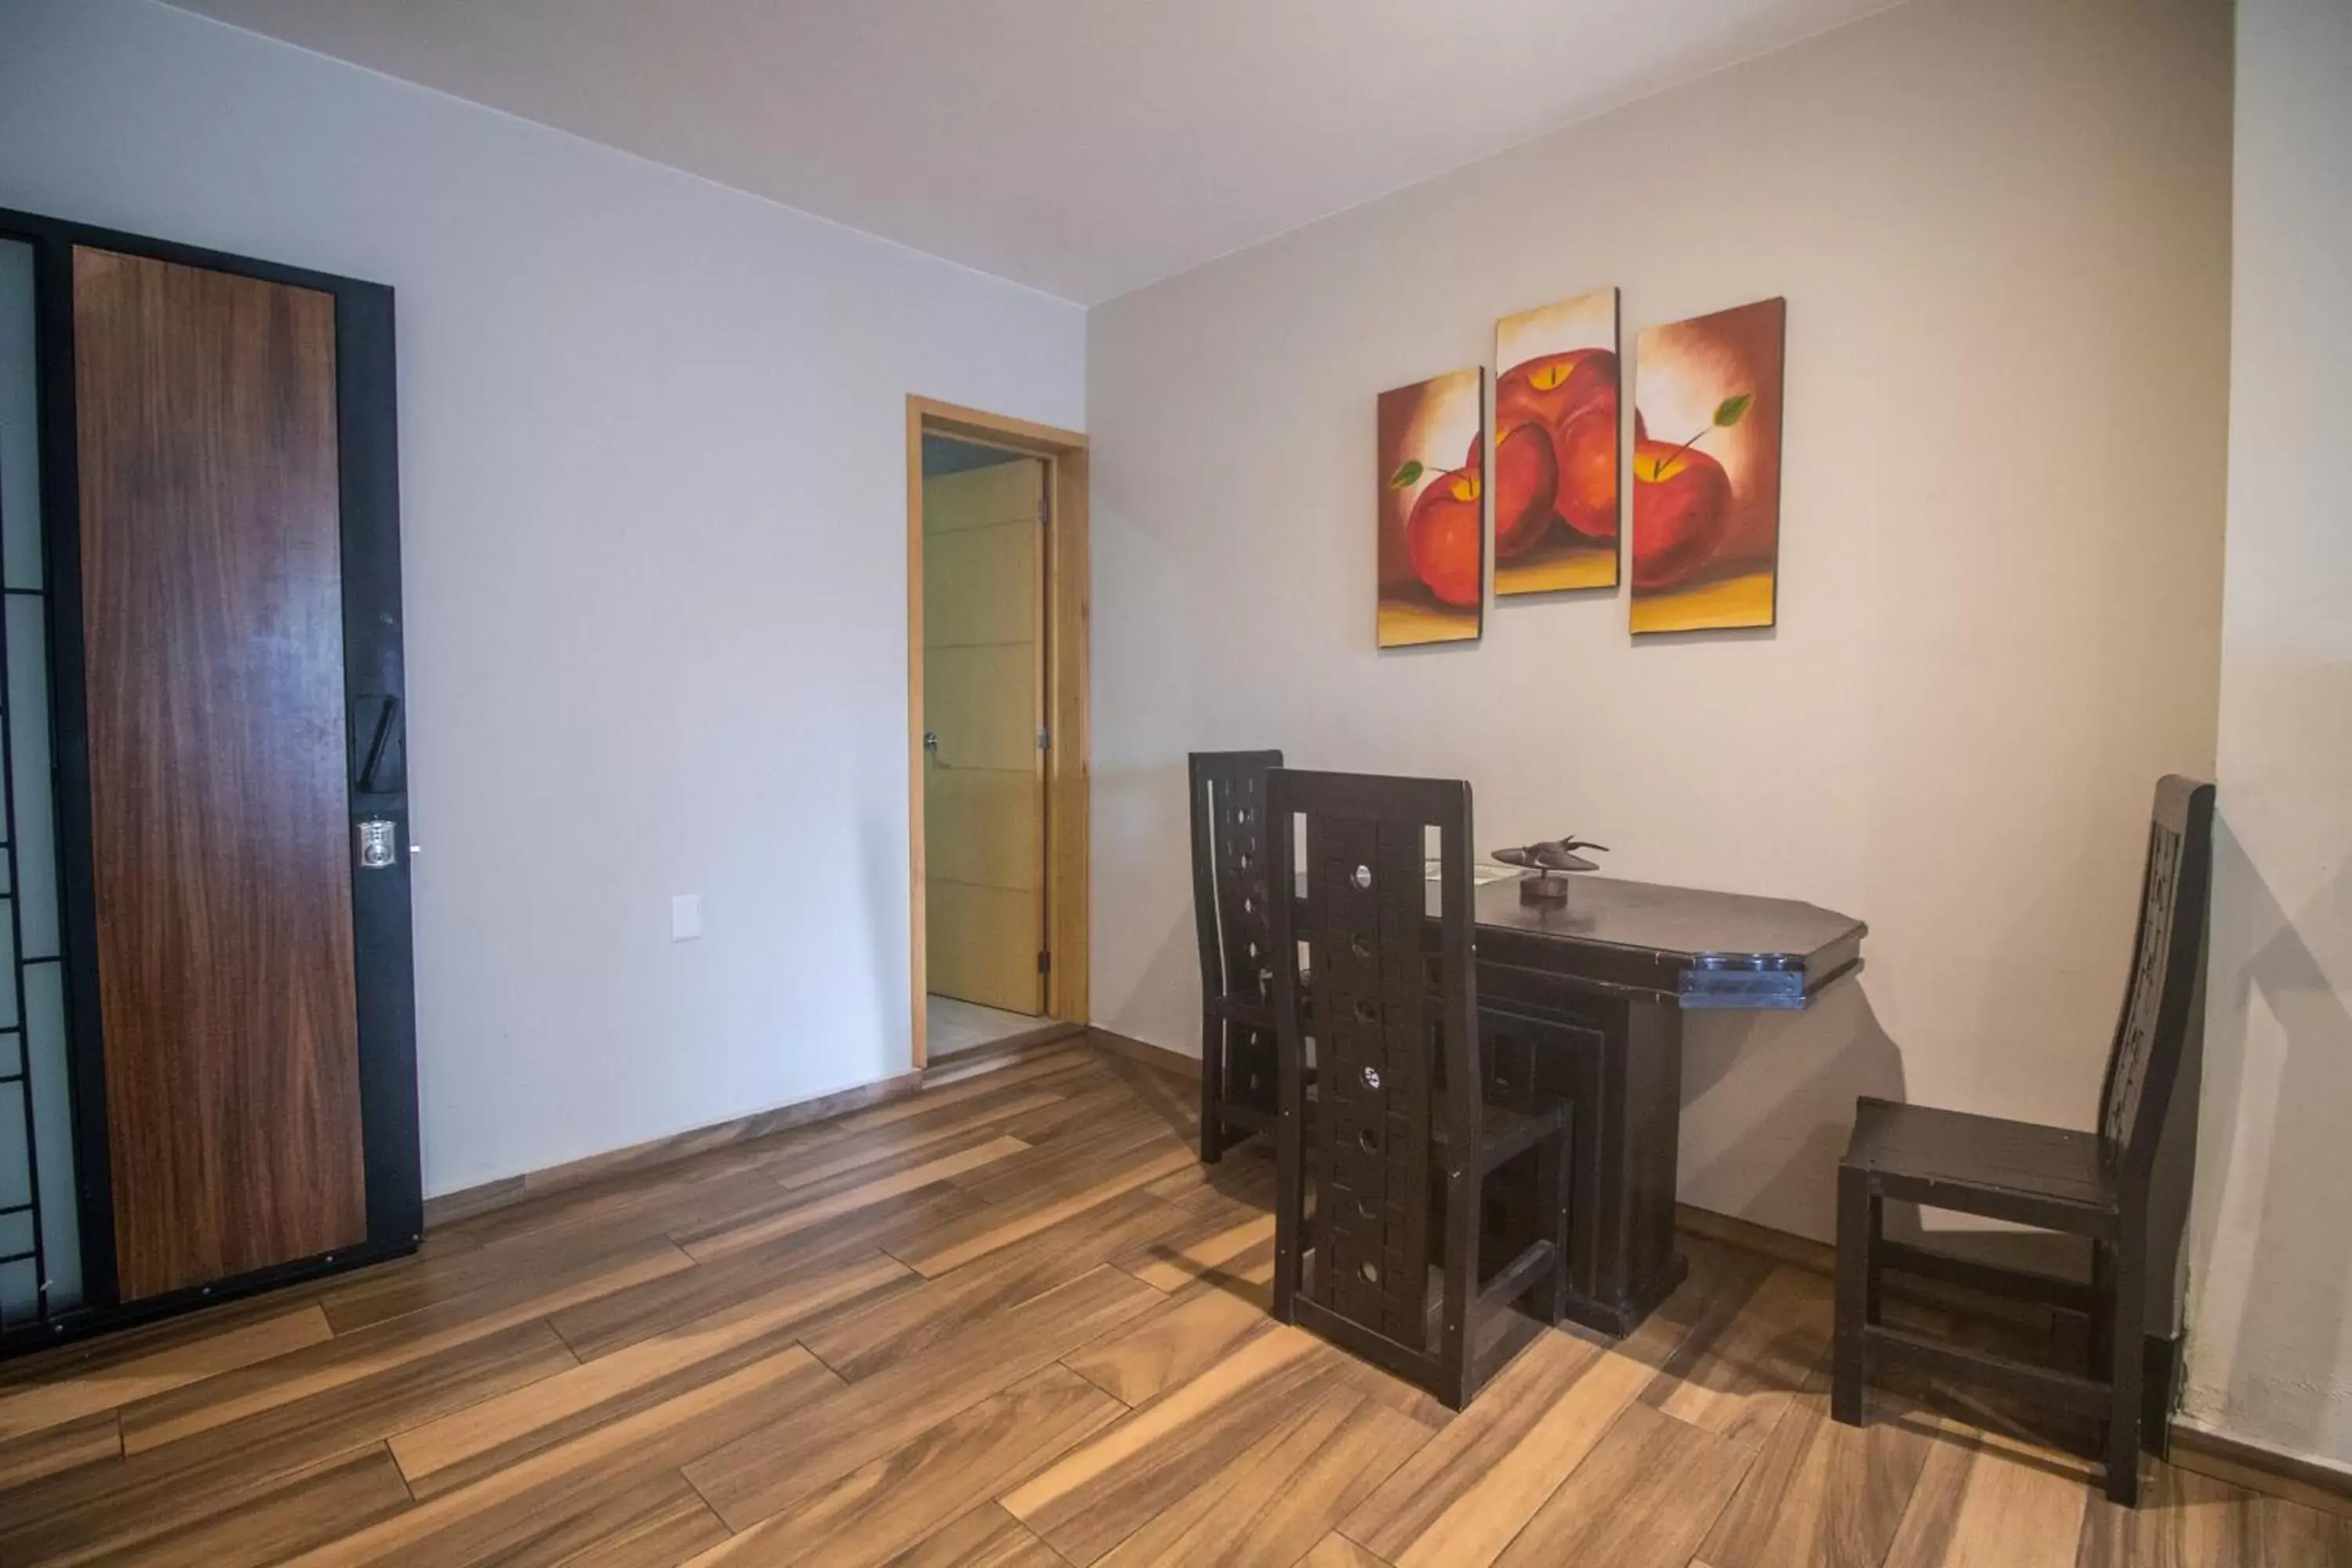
xmin=356 ymin=818 xmax=399 ymax=869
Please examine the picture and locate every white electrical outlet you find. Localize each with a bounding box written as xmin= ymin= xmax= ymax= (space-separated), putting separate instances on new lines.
xmin=671 ymin=895 xmax=702 ymax=942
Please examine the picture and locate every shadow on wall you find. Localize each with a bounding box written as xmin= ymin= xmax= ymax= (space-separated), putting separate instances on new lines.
xmin=1094 ymin=757 xmax=1218 ymax=1054
xmin=858 ymin=804 xmax=911 ymax=1073
xmin=2187 ymin=822 xmax=2352 ymax=1459
xmin=1680 ymin=975 xmax=2136 ymax=1280
xmin=1129 ymin=911 xmax=1203 ymax=1053
xmin=1679 ymin=875 xmax=2205 ymax=1292
xmin=1678 ymin=980 xmax=1907 ymax=1242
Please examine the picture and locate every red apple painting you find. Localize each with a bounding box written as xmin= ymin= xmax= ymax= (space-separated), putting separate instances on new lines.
xmin=1630 ymin=296 xmax=1784 ymax=633
xmin=1377 ymin=368 xmax=1484 ymax=648
xmin=1494 ymin=288 xmax=1621 ymax=594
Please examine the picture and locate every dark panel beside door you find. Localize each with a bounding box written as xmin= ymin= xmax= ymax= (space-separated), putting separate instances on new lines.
xmin=71 ymin=246 xmax=366 ymax=1301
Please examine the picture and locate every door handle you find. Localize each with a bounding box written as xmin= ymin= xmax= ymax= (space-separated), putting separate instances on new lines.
xmin=923 ymin=731 xmax=943 ymax=764
xmin=354 ymin=695 xmax=403 ymax=793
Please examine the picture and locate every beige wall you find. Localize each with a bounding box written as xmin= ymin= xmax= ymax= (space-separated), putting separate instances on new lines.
xmin=0 ymin=0 xmax=1087 ymax=1196
xmin=2181 ymin=0 xmax=2352 ymax=1472
xmin=1087 ymin=0 xmax=2231 ymax=1245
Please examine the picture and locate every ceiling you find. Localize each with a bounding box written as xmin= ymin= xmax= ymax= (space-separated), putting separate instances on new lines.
xmin=165 ymin=0 xmax=1893 ymax=304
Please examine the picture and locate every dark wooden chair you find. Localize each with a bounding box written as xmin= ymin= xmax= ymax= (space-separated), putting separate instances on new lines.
xmin=1832 ymin=775 xmax=2216 ymax=1506
xmin=1265 ymin=768 xmax=1572 ymax=1409
xmin=1189 ymin=750 xmax=1287 ymax=1163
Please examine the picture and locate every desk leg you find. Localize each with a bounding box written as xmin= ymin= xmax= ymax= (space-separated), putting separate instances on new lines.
xmin=1501 ymin=988 xmax=1687 ymax=1338
xmin=1613 ymin=997 xmax=1690 ymax=1330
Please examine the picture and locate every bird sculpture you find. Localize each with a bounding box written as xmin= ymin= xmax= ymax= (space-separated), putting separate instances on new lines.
xmin=1492 ymin=836 xmax=1610 ymax=903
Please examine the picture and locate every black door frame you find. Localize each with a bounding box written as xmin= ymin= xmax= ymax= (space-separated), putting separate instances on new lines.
xmin=0 ymin=205 xmax=421 ymax=1356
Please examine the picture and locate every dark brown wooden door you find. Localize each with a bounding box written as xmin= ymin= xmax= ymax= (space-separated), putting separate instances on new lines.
xmin=71 ymin=246 xmax=367 ymax=1301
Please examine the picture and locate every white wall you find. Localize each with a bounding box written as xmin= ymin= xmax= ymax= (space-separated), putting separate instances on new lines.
xmin=1088 ymin=0 xmax=2231 ymax=1245
xmin=2180 ymin=0 xmax=2352 ymax=1473
xmin=0 ymin=0 xmax=1086 ymax=1196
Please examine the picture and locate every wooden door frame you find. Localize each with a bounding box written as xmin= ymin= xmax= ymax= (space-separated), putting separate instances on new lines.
xmin=906 ymin=396 xmax=1088 ymax=1069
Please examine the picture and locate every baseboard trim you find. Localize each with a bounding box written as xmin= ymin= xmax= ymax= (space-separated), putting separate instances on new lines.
xmin=424 ymin=1025 xmax=1114 ymax=1228
xmin=1085 ymin=1026 xmax=1199 ymax=1082
xmin=1679 ymin=1202 xmax=2092 ymax=1337
xmin=423 ymin=1069 xmax=924 ymax=1226
xmin=1675 ymin=1202 xmax=1835 ymax=1273
xmin=2168 ymin=1421 xmax=2352 ymax=1519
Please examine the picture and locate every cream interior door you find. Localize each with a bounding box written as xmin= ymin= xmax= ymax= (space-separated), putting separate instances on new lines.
xmin=924 ymin=456 xmax=1047 ymax=1014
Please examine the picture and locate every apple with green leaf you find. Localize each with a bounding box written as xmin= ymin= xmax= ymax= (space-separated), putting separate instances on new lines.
xmin=1632 ymin=393 xmax=1749 ymax=589
xmin=1389 ymin=455 xmax=1484 ymax=607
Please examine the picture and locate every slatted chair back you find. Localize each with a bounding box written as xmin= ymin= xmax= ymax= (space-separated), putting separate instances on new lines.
xmin=2096 ymin=775 xmax=2216 ymax=1189
xmin=1189 ymin=750 xmax=1285 ymax=1157
xmin=1188 ymin=750 xmax=1284 ymax=1014
xmin=1267 ymin=768 xmax=1478 ymax=1353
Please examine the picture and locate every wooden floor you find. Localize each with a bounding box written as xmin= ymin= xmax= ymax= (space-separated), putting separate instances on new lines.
xmin=0 ymin=1040 xmax=2342 ymax=1566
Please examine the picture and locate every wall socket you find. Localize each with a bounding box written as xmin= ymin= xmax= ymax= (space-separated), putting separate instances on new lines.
xmin=670 ymin=894 xmax=702 ymax=942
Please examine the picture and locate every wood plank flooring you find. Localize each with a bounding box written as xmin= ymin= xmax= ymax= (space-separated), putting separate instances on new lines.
xmin=0 ymin=1038 xmax=2340 ymax=1566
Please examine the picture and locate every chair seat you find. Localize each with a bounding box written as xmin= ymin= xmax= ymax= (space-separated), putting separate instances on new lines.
xmin=1432 ymin=1097 xmax=1563 ymax=1174
xmin=1844 ymin=1097 xmax=2117 ymax=1232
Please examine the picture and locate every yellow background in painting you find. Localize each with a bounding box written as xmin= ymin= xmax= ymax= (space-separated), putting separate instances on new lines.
xmin=1496 ymin=537 xmax=1617 ymax=595
xmin=1629 ymin=568 xmax=1774 ymax=634
xmin=1377 ymin=597 xmax=1479 ymax=647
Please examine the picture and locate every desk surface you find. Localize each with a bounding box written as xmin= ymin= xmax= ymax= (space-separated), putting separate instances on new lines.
xmin=1439 ymin=872 xmax=1867 ymax=1007
xmin=1460 ymin=873 xmax=1863 ymax=964
xmin=1297 ymin=869 xmax=1866 ymax=1004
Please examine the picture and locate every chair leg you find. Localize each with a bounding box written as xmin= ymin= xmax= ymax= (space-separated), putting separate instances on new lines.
xmin=1537 ymin=1121 xmax=1572 ymax=1324
xmin=1439 ymin=1164 xmax=1482 ymax=1409
xmin=1832 ymin=1163 xmax=1871 ymax=1426
xmin=2104 ymin=1248 xmax=2147 ymax=1506
xmin=2088 ymin=1240 xmax=2113 ymax=1376
xmin=1863 ymin=1191 xmax=1884 ymax=1327
xmin=1199 ymin=1013 xmax=1226 ymax=1164
xmin=1271 ymin=1065 xmax=1305 ymax=1324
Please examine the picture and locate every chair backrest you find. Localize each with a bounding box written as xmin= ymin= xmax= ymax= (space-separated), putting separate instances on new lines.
xmin=1188 ymin=750 xmax=1283 ymax=1010
xmin=2097 ymin=775 xmax=2216 ymax=1185
xmin=1267 ymin=768 xmax=1477 ymax=1346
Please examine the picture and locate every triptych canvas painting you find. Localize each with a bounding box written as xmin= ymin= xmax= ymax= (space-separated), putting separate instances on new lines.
xmin=1494 ymin=288 xmax=1620 ymax=597
xmin=1631 ymin=296 xmax=1784 ymax=633
xmin=1375 ymin=292 xmax=1784 ymax=645
xmin=1375 ymin=368 xmax=1485 ymax=648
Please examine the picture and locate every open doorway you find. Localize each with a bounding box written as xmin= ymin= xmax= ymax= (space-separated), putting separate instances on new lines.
xmin=920 ymin=440 xmax=1046 ymax=1051
xmin=906 ymin=397 xmax=1088 ymax=1067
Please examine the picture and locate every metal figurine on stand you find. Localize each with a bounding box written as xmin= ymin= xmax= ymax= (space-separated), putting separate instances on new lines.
xmin=1492 ymin=836 xmax=1610 ymax=905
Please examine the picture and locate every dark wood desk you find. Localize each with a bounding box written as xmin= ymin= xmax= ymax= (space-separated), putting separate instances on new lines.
xmin=1461 ymin=873 xmax=1865 ymax=1335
